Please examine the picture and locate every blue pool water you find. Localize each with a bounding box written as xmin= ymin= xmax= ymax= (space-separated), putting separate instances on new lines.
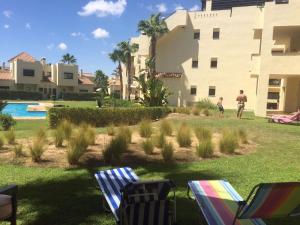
xmin=2 ymin=103 xmax=46 ymax=118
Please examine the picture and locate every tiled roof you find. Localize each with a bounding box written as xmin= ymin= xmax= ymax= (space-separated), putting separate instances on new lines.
xmin=78 ymin=75 xmax=94 ymax=85
xmin=8 ymin=52 xmax=36 ymax=63
xmin=0 ymin=70 xmax=13 ymax=80
xmin=156 ymin=72 xmax=183 ymax=78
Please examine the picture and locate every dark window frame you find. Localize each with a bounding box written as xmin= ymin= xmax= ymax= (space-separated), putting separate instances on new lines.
xmin=190 ymin=86 xmax=197 ymax=95
xmin=64 ymin=72 xmax=74 ymax=79
xmin=208 ymin=86 xmax=216 ymax=97
xmin=23 ymin=69 xmax=35 ymax=77
xmin=194 ymin=31 xmax=200 ymax=40
xmin=210 ymin=58 xmax=218 ymax=68
xmin=192 ymin=60 xmax=199 ymax=68
xmin=213 ymin=28 xmax=220 ymax=40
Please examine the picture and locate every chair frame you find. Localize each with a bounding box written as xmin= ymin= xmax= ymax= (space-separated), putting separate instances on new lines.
xmin=0 ymin=184 xmax=18 ymax=225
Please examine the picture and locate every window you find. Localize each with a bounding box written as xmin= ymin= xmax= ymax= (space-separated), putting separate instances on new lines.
xmin=275 ymin=0 xmax=289 ymax=4
xmin=269 ymin=79 xmax=281 ymax=86
xmin=267 ymin=103 xmax=279 ymax=110
xmin=80 ymin=89 xmax=88 ymax=93
xmin=210 ymin=58 xmax=218 ymax=68
xmin=213 ymin=28 xmax=220 ymax=40
xmin=208 ymin=86 xmax=216 ymax=97
xmin=0 ymin=86 xmax=9 ymax=90
xmin=38 ymin=88 xmax=43 ymax=92
xmin=64 ymin=72 xmax=73 ymax=79
xmin=190 ymin=86 xmax=197 ymax=95
xmin=194 ymin=31 xmax=200 ymax=40
xmin=268 ymin=92 xmax=280 ymax=100
xmin=192 ymin=60 xmax=198 ymax=68
xmin=23 ymin=69 xmax=35 ymax=77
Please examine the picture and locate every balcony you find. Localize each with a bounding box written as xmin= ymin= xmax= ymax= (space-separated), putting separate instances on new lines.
xmin=270 ymin=52 xmax=300 ymax=75
xmin=165 ymin=10 xmax=187 ymax=31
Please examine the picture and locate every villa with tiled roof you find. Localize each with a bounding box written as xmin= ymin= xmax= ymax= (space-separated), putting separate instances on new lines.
xmin=0 ymin=52 xmax=95 ymax=98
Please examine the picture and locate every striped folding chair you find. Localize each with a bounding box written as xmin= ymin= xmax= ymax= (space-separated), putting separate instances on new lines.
xmin=188 ymin=180 xmax=300 ymax=225
xmin=95 ymin=167 xmax=176 ymax=225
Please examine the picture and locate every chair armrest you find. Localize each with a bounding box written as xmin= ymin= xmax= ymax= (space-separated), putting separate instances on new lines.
xmin=0 ymin=185 xmax=18 ymax=196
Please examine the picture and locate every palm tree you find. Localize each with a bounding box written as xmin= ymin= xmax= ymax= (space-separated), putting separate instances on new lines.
xmin=109 ymin=49 xmax=125 ymax=99
xmin=138 ymin=13 xmax=168 ymax=77
xmin=117 ymin=41 xmax=139 ymax=100
xmin=61 ymin=54 xmax=77 ymax=64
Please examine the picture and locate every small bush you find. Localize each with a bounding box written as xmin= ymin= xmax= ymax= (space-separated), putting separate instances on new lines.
xmin=118 ymin=126 xmax=132 ymax=144
xmin=5 ymin=128 xmax=15 ymax=145
xmin=85 ymin=125 xmax=96 ymax=145
xmin=142 ymin=139 xmax=154 ymax=155
xmin=175 ymin=107 xmax=190 ymax=115
xmin=238 ymin=128 xmax=248 ymax=144
xmin=103 ymin=135 xmax=128 ymax=164
xmin=67 ymin=130 xmax=89 ymax=165
xmin=219 ymin=130 xmax=239 ymax=154
xmin=195 ymin=127 xmax=212 ymax=142
xmin=60 ymin=120 xmax=73 ymax=140
xmin=139 ymin=120 xmax=153 ymax=138
xmin=36 ymin=128 xmax=47 ymax=143
xmin=196 ymin=98 xmax=217 ymax=110
xmin=192 ymin=107 xmax=200 ymax=116
xmin=196 ymin=140 xmax=214 ymax=158
xmin=0 ymin=114 xmax=16 ymax=131
xmin=29 ymin=138 xmax=46 ymax=162
xmin=160 ymin=120 xmax=173 ymax=136
xmin=53 ymin=126 xmax=64 ymax=147
xmin=154 ymin=132 xmax=166 ymax=148
xmin=202 ymin=109 xmax=210 ymax=117
xmin=177 ymin=123 xmax=192 ymax=147
xmin=107 ymin=124 xmax=116 ymax=136
xmin=161 ymin=142 xmax=174 ymax=163
xmin=13 ymin=144 xmax=23 ymax=158
xmin=0 ymin=135 xmax=4 ymax=149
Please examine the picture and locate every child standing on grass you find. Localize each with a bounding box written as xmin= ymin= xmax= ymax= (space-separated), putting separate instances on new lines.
xmin=217 ymin=97 xmax=224 ymax=117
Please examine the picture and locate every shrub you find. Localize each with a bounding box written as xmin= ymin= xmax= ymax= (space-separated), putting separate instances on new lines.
xmin=177 ymin=123 xmax=192 ymax=147
xmin=4 ymin=128 xmax=15 ymax=144
xmin=0 ymin=90 xmax=43 ymax=100
xmin=175 ymin=107 xmax=190 ymax=115
xmin=0 ymin=134 xmax=4 ymax=149
xmin=29 ymin=138 xmax=46 ymax=162
xmin=62 ymin=92 xmax=98 ymax=101
xmin=192 ymin=107 xmax=200 ymax=116
xmin=195 ymin=127 xmax=212 ymax=142
xmin=238 ymin=128 xmax=248 ymax=144
xmin=161 ymin=142 xmax=174 ymax=163
xmin=196 ymin=98 xmax=217 ymax=110
xmin=202 ymin=109 xmax=210 ymax=117
xmin=0 ymin=114 xmax=16 ymax=131
xmin=67 ymin=130 xmax=89 ymax=165
xmin=48 ymin=107 xmax=171 ymax=128
xmin=13 ymin=144 xmax=23 ymax=158
xmin=85 ymin=125 xmax=96 ymax=145
xmin=60 ymin=120 xmax=73 ymax=140
xmin=139 ymin=120 xmax=153 ymax=138
xmin=160 ymin=120 xmax=173 ymax=136
xmin=53 ymin=126 xmax=64 ymax=147
xmin=219 ymin=130 xmax=239 ymax=154
xmin=154 ymin=132 xmax=166 ymax=148
xmin=196 ymin=140 xmax=214 ymax=158
xmin=118 ymin=126 xmax=132 ymax=144
xmin=103 ymin=135 xmax=128 ymax=164
xmin=142 ymin=139 xmax=154 ymax=155
xmin=107 ymin=124 xmax=116 ymax=136
xmin=36 ymin=128 xmax=47 ymax=143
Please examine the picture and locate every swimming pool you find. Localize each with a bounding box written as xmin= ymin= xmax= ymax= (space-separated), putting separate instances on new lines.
xmin=2 ymin=103 xmax=47 ymax=118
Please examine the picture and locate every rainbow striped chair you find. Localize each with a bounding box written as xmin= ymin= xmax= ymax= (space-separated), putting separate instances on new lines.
xmin=188 ymin=180 xmax=300 ymax=225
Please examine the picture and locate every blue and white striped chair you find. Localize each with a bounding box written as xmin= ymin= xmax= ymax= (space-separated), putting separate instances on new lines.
xmin=95 ymin=167 xmax=176 ymax=225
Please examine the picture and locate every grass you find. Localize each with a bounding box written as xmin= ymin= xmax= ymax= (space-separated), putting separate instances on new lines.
xmin=0 ymin=111 xmax=299 ymax=224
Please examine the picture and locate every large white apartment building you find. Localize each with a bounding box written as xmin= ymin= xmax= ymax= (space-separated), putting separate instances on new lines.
xmin=0 ymin=52 xmax=95 ymax=98
xmin=124 ymin=0 xmax=300 ymax=116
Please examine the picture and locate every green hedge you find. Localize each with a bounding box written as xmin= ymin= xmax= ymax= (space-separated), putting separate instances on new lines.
xmin=62 ymin=93 xmax=97 ymax=101
xmin=48 ymin=107 xmax=171 ymax=128
xmin=0 ymin=91 xmax=43 ymax=100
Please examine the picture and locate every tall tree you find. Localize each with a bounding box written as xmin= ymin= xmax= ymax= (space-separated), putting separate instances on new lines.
xmin=117 ymin=41 xmax=139 ymax=100
xmin=94 ymin=70 xmax=109 ymax=95
xmin=109 ymin=49 xmax=125 ymax=99
xmin=61 ymin=54 xmax=77 ymax=64
xmin=138 ymin=13 xmax=168 ymax=77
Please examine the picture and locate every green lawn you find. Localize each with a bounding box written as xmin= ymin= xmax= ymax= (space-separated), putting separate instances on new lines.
xmin=1 ymin=113 xmax=300 ymax=225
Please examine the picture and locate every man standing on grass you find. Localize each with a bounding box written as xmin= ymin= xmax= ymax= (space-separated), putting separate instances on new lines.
xmin=236 ymin=90 xmax=247 ymax=119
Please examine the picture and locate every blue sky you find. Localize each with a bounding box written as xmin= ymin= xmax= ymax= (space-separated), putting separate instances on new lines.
xmin=0 ymin=0 xmax=202 ymax=76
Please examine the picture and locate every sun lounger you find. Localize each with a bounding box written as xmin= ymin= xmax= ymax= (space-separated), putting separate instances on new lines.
xmin=0 ymin=185 xmax=18 ymax=225
xmin=188 ymin=180 xmax=300 ymax=225
xmin=95 ymin=167 xmax=176 ymax=225
xmin=270 ymin=111 xmax=300 ymax=124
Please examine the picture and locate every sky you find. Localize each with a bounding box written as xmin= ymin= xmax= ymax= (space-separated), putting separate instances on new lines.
xmin=0 ymin=0 xmax=202 ymax=76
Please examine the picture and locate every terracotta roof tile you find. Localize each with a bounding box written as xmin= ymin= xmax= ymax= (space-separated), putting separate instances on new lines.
xmin=0 ymin=70 xmax=13 ymax=80
xmin=8 ymin=52 xmax=35 ymax=63
xmin=78 ymin=75 xmax=94 ymax=85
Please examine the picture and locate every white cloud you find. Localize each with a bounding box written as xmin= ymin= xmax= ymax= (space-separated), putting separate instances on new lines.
xmin=101 ymin=50 xmax=107 ymax=55
xmin=3 ymin=10 xmax=13 ymax=18
xmin=4 ymin=24 xmax=10 ymax=29
xmin=156 ymin=3 xmax=167 ymax=13
xmin=92 ymin=28 xmax=109 ymax=39
xmin=46 ymin=44 xmax=55 ymax=50
xmin=25 ymin=23 xmax=31 ymax=30
xmin=71 ymin=32 xmax=82 ymax=37
xmin=174 ymin=4 xmax=184 ymax=11
xmin=78 ymin=0 xmax=127 ymax=17
xmin=58 ymin=42 xmax=68 ymax=51
xmin=190 ymin=5 xmax=200 ymax=11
